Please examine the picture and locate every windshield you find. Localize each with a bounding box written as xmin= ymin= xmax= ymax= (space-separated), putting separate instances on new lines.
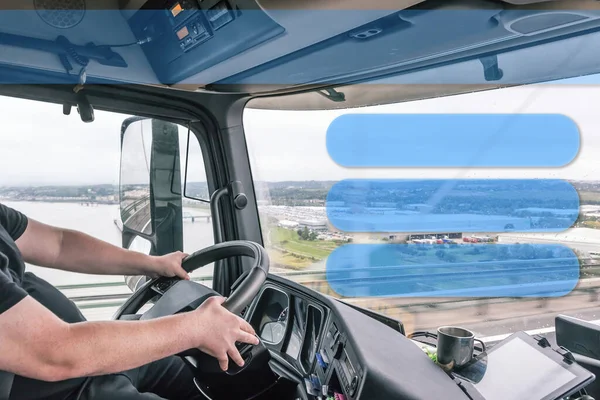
xmin=243 ymin=77 xmax=600 ymax=341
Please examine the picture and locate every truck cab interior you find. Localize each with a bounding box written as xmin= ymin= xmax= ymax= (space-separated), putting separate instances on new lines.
xmin=4 ymin=0 xmax=600 ymax=399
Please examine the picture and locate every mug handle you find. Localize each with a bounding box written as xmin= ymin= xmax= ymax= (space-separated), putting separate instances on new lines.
xmin=474 ymin=338 xmax=486 ymax=353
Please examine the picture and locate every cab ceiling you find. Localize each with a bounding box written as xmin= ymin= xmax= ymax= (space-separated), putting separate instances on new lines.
xmin=0 ymin=0 xmax=599 ymax=100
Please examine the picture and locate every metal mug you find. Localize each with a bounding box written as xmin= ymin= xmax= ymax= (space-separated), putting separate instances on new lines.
xmin=436 ymin=326 xmax=484 ymax=370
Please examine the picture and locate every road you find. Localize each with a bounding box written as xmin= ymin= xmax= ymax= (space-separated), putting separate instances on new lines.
xmin=393 ymin=286 xmax=600 ymax=342
xmin=471 ymin=307 xmax=600 ymax=345
xmin=499 ymin=234 xmax=600 ymax=254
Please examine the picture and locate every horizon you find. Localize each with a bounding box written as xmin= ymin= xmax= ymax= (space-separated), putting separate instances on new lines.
xmin=3 ymin=178 xmax=600 ymax=188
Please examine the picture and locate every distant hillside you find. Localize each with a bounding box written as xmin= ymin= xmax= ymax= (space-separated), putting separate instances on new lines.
xmin=3 ymin=180 xmax=600 ymax=206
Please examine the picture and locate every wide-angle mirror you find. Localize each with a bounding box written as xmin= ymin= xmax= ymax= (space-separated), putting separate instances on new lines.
xmin=128 ymin=235 xmax=152 ymax=255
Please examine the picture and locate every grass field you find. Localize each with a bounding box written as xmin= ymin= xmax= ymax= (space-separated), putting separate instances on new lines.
xmin=269 ymin=251 xmax=313 ymax=269
xmin=270 ymin=227 xmax=342 ymax=268
xmin=269 ymin=227 xmax=501 ymax=270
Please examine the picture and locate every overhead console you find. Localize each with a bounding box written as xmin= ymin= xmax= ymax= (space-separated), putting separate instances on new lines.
xmin=127 ymin=0 xmax=285 ymax=83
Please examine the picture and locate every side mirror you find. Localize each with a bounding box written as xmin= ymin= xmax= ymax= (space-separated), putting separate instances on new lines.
xmin=118 ymin=117 xmax=184 ymax=254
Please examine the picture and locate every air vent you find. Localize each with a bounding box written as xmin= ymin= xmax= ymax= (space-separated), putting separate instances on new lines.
xmin=496 ymin=10 xmax=600 ymax=36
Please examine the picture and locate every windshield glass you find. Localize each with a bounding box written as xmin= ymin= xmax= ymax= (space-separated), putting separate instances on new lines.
xmin=243 ymin=76 xmax=600 ymax=341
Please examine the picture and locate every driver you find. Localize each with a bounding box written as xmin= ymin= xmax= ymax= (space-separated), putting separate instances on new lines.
xmin=0 ymin=202 xmax=259 ymax=400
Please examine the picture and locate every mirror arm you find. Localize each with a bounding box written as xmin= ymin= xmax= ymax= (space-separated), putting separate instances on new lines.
xmin=209 ymin=181 xmax=248 ymax=244
xmin=210 ymin=187 xmax=229 ymax=244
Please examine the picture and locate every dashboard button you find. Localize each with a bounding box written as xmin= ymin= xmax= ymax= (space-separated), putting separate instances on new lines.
xmin=320 ymin=349 xmax=330 ymax=364
xmin=349 ymin=376 xmax=359 ymax=397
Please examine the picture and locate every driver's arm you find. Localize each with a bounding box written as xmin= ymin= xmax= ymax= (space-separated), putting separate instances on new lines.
xmin=0 ymin=294 xmax=258 ymax=382
xmin=15 ymin=218 xmax=189 ymax=279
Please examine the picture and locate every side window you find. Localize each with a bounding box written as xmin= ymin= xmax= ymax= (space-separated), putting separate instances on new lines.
xmin=177 ymin=126 xmax=214 ymax=280
xmin=0 ymin=96 xmax=214 ymax=320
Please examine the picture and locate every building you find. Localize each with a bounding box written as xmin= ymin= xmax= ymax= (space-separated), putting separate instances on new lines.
xmin=278 ymin=220 xmax=299 ymax=229
xmin=407 ymin=232 xmax=463 ymax=240
xmin=298 ymin=219 xmax=328 ymax=231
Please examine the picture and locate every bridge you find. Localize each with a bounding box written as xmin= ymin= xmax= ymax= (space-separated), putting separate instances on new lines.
xmin=114 ymin=200 xmax=211 ymax=232
xmin=183 ymin=211 xmax=211 ymax=223
xmin=119 ymin=196 xmax=152 ymax=234
xmin=61 ymin=259 xmax=600 ymax=314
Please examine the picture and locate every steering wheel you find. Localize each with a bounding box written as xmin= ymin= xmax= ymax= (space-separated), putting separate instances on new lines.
xmin=114 ymin=240 xmax=269 ymax=316
xmin=113 ymin=240 xmax=275 ymax=398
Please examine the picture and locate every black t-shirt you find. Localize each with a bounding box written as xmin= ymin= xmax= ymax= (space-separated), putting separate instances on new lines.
xmin=0 ymin=203 xmax=87 ymax=399
xmin=0 ymin=203 xmax=29 ymax=314
xmin=0 ymin=203 xmax=86 ymax=322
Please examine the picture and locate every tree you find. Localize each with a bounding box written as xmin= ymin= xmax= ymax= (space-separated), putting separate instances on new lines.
xmin=298 ymin=226 xmax=310 ymax=240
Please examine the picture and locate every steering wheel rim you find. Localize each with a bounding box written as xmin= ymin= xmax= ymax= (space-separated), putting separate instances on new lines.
xmin=182 ymin=240 xmax=269 ymax=314
xmin=113 ymin=240 xmax=270 ymax=319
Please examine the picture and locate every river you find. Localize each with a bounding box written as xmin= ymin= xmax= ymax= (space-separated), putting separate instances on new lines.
xmin=3 ymin=201 xmax=215 ymax=287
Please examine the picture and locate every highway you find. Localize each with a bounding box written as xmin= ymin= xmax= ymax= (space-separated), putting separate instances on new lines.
xmin=499 ymin=233 xmax=600 ymax=254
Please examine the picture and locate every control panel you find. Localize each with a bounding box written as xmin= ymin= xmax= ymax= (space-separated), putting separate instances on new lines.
xmin=320 ymin=319 xmax=363 ymax=399
xmin=166 ymin=0 xmax=235 ymax=53
xmin=128 ymin=0 xmax=285 ymax=83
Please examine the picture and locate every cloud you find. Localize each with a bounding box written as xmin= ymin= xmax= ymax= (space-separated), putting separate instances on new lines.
xmin=244 ymin=84 xmax=600 ymax=182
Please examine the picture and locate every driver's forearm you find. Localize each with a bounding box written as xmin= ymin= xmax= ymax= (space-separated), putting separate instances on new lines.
xmin=51 ymin=313 xmax=198 ymax=381
xmin=54 ymin=228 xmax=155 ymax=276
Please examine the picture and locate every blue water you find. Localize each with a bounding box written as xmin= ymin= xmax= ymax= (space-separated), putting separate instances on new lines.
xmin=3 ymin=201 xmax=215 ymax=286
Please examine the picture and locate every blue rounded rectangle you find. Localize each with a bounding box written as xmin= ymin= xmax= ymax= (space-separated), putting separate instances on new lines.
xmin=326 ymin=179 xmax=579 ymax=233
xmin=327 ymin=114 xmax=580 ymax=168
xmin=326 ymin=244 xmax=580 ymax=298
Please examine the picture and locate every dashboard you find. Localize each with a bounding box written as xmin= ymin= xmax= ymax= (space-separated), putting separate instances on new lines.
xmin=245 ymin=275 xmax=468 ymax=400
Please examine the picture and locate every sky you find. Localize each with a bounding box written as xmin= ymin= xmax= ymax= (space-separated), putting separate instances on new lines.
xmin=1 ymin=81 xmax=600 ymax=186
xmin=244 ymin=83 xmax=600 ymax=182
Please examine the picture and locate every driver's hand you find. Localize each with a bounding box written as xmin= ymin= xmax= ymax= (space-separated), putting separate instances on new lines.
xmin=194 ymin=296 xmax=259 ymax=371
xmin=149 ymin=251 xmax=190 ymax=280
